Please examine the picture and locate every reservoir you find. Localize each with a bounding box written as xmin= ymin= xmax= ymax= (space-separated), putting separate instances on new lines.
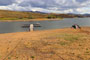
xmin=0 ymin=18 xmax=90 ymax=33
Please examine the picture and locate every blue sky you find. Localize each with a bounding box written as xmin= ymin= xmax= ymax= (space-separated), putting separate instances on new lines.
xmin=0 ymin=0 xmax=90 ymax=14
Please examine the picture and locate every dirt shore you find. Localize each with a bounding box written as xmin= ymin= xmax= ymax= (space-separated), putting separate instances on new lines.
xmin=0 ymin=27 xmax=90 ymax=60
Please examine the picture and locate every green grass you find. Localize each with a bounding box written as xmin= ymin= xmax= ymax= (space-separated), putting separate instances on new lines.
xmin=8 ymin=57 xmax=11 ymax=59
xmin=0 ymin=18 xmax=19 ymax=20
xmin=61 ymin=34 xmax=81 ymax=42
xmin=59 ymin=41 xmax=68 ymax=45
xmin=44 ymin=33 xmax=84 ymax=46
xmin=0 ymin=18 xmax=35 ymax=20
xmin=31 ymin=56 xmax=35 ymax=58
xmin=64 ymin=35 xmax=79 ymax=42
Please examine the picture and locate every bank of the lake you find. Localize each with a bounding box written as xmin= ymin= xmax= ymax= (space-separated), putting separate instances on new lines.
xmin=0 ymin=18 xmax=63 ymax=22
xmin=0 ymin=27 xmax=90 ymax=60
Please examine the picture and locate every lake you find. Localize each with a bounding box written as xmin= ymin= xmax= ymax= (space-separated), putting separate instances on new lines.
xmin=0 ymin=18 xmax=90 ymax=33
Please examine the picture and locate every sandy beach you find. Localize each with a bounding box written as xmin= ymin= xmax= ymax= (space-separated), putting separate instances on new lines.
xmin=0 ymin=27 xmax=90 ymax=60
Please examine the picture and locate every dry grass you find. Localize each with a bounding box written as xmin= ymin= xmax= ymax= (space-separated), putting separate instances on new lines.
xmin=0 ymin=27 xmax=90 ymax=60
xmin=0 ymin=10 xmax=63 ymax=21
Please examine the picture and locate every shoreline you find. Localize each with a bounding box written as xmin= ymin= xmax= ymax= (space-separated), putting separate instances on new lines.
xmin=0 ymin=27 xmax=90 ymax=34
xmin=0 ymin=18 xmax=63 ymax=22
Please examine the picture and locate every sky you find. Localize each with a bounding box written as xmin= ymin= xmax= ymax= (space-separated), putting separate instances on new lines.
xmin=0 ymin=0 xmax=90 ymax=14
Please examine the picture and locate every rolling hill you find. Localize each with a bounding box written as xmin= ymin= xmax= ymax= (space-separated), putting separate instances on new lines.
xmin=0 ymin=10 xmax=89 ymax=20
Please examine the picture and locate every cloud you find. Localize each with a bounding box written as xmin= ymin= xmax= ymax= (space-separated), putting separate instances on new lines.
xmin=0 ymin=0 xmax=90 ymax=14
xmin=0 ymin=0 xmax=16 ymax=6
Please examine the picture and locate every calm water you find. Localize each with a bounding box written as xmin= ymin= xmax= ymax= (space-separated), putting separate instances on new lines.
xmin=0 ymin=18 xmax=90 ymax=33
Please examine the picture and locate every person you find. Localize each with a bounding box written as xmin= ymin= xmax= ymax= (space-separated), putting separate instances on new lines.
xmin=29 ymin=24 xmax=34 ymax=31
xmin=72 ymin=24 xmax=81 ymax=29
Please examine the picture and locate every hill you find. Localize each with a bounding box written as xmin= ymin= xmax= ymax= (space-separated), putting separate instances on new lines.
xmin=0 ymin=10 xmax=49 ymax=20
xmin=0 ymin=10 xmax=89 ymax=20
